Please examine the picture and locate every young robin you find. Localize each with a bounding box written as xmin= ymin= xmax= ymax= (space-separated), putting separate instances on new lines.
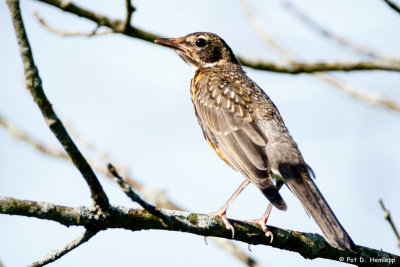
xmin=155 ymin=32 xmax=356 ymax=251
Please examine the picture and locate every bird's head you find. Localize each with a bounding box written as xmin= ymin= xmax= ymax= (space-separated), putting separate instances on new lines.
xmin=155 ymin=32 xmax=240 ymax=70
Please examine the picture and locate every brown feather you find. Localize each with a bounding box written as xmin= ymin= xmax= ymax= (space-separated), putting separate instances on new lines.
xmin=193 ymin=71 xmax=286 ymax=210
xmin=279 ymin=163 xmax=356 ymax=251
xmin=161 ymin=31 xmax=358 ymax=251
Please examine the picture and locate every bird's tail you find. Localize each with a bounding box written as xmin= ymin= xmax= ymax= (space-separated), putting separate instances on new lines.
xmin=279 ymin=163 xmax=357 ymax=251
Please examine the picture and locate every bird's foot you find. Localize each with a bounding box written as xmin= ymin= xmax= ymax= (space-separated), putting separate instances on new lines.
xmin=209 ymin=209 xmax=235 ymax=238
xmin=250 ymin=217 xmax=273 ymax=243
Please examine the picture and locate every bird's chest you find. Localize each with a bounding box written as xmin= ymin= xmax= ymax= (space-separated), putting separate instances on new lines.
xmin=190 ymin=70 xmax=254 ymax=121
xmin=190 ymin=69 xmax=209 ymax=105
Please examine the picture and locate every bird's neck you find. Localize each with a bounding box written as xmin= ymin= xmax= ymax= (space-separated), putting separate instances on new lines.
xmin=192 ymin=62 xmax=243 ymax=77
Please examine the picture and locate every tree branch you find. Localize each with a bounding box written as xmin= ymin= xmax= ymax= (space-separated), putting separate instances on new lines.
xmin=6 ymin=0 xmax=109 ymax=209
xmin=122 ymin=0 xmax=135 ymax=32
xmin=0 ymin=115 xmax=264 ymax=267
xmin=32 ymin=0 xmax=400 ymax=74
xmin=379 ymin=199 xmax=400 ymax=247
xmin=281 ymin=0 xmax=400 ymax=62
xmin=29 ymin=230 xmax=97 ymax=267
xmin=314 ymin=72 xmax=400 ymax=113
xmin=383 ymin=0 xmax=400 ymax=15
xmin=107 ymin=163 xmax=171 ymax=225
xmin=4 ymin=1 xmax=399 ymax=265
xmin=33 ymin=10 xmax=112 ymax=37
xmin=0 ymin=113 xmax=68 ymax=159
xmin=240 ymin=0 xmax=400 ymax=114
xmin=238 ymin=58 xmax=400 ymax=74
xmin=36 ymin=0 xmax=160 ymax=42
xmin=1 ymin=197 xmax=398 ymax=266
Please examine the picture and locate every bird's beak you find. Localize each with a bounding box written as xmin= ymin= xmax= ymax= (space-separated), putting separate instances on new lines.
xmin=154 ymin=37 xmax=185 ymax=51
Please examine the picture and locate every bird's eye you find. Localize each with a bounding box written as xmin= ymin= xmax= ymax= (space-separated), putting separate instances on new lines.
xmin=195 ymin=38 xmax=207 ymax=48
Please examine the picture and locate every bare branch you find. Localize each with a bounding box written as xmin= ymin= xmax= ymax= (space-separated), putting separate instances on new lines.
xmin=33 ymin=11 xmax=112 ymax=37
xmin=122 ymin=0 xmax=135 ymax=32
xmin=379 ymin=199 xmax=400 ymax=247
xmin=383 ymin=0 xmax=400 ymax=15
xmin=64 ymin=121 xmax=130 ymax=175
xmin=314 ymin=73 xmax=400 ymax=113
xmin=0 ymin=116 xmax=262 ymax=267
xmin=212 ymin=238 xmax=264 ymax=267
xmin=33 ymin=0 xmax=400 ymax=74
xmin=107 ymin=163 xmax=170 ymax=225
xmin=29 ymin=230 xmax=97 ymax=267
xmin=241 ymin=0 xmax=295 ymax=60
xmin=5 ymin=0 xmax=399 ymax=264
xmin=238 ymin=57 xmax=400 ymax=73
xmin=6 ymin=0 xmax=109 ymax=209
xmin=240 ymin=0 xmax=400 ymax=114
xmin=1 ymin=197 xmax=398 ymax=266
xmin=0 ymin=113 xmax=68 ymax=159
xmin=36 ymin=0 xmax=161 ymax=42
xmin=281 ymin=0 xmax=400 ymax=62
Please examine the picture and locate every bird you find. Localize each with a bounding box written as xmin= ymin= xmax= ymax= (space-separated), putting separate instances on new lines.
xmin=155 ymin=32 xmax=356 ymax=251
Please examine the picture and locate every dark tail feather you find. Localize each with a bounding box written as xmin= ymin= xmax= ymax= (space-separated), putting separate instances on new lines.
xmin=279 ymin=163 xmax=357 ymax=251
xmin=261 ymin=184 xmax=287 ymax=211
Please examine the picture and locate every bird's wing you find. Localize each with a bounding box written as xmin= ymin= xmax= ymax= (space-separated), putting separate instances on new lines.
xmin=192 ymin=70 xmax=286 ymax=210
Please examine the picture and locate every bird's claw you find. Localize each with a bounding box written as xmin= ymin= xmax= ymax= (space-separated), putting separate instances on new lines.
xmin=265 ymin=229 xmax=273 ymax=243
xmin=220 ymin=213 xmax=235 ymax=238
xmin=251 ymin=218 xmax=274 ymax=243
xmin=209 ymin=211 xmax=235 ymax=238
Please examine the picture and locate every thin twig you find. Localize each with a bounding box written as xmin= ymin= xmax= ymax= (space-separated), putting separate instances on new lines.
xmin=122 ymin=0 xmax=135 ymax=32
xmin=6 ymin=0 xmax=109 ymax=209
xmin=0 ymin=113 xmax=68 ymax=159
xmin=33 ymin=11 xmax=112 ymax=37
xmin=281 ymin=0 xmax=400 ymax=62
xmin=241 ymin=0 xmax=296 ymax=60
xmin=33 ymin=0 xmax=400 ymax=73
xmin=0 ymin=112 xmax=128 ymax=177
xmin=383 ymin=0 xmax=400 ymax=14
xmin=1 ymin=197 xmax=399 ymax=266
xmin=2 ymin=110 xmax=400 ymax=265
xmin=212 ymin=238 xmax=263 ymax=267
xmin=36 ymin=0 xmax=160 ymax=42
xmin=379 ymin=199 xmax=400 ymax=247
xmin=238 ymin=57 xmax=400 ymax=73
xmin=64 ymin=121 xmax=130 ymax=176
xmin=7 ymin=0 xmax=398 ymax=264
xmin=0 ymin=115 xmax=263 ymax=267
xmin=240 ymin=0 xmax=400 ymax=114
xmin=29 ymin=230 xmax=97 ymax=267
xmin=314 ymin=73 xmax=400 ymax=113
xmin=107 ymin=163 xmax=170 ymax=225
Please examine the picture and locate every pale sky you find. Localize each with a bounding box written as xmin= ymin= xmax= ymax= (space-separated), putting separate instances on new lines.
xmin=1 ymin=0 xmax=400 ymax=266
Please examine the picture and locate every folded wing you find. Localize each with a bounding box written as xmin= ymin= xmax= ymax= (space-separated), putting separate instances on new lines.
xmin=192 ymin=70 xmax=287 ymax=210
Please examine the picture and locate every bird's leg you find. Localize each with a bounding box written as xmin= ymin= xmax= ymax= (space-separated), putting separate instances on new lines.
xmin=252 ymin=203 xmax=274 ymax=242
xmin=209 ymin=179 xmax=250 ymax=238
xmin=251 ymin=180 xmax=284 ymax=243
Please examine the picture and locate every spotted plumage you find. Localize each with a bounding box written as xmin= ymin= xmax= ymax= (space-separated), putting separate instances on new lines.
xmin=155 ymin=32 xmax=356 ymax=251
